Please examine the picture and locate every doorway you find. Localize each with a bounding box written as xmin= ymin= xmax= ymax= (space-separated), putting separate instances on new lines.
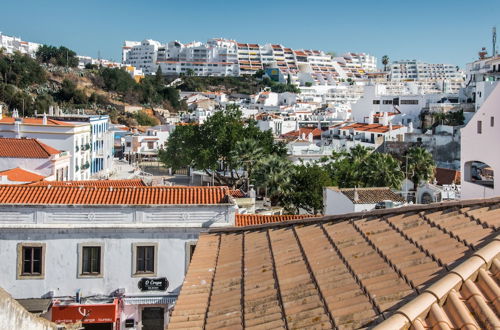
xmin=141 ymin=307 xmax=165 ymax=330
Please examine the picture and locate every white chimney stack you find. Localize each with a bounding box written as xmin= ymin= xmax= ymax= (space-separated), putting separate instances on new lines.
xmin=42 ymin=113 xmax=47 ymax=125
xmin=12 ymin=109 xmax=18 ymax=118
xmin=408 ymin=121 xmax=414 ymax=133
xmin=308 ymin=132 xmax=313 ymax=143
xmin=49 ymin=106 xmax=54 ymax=116
xmin=368 ymin=111 xmax=374 ymax=124
xmin=381 ymin=112 xmax=389 ymax=126
xmin=0 ymin=105 xmax=3 ymax=120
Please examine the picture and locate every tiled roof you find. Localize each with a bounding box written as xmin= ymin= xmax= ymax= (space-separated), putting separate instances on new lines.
xmin=340 ymin=122 xmax=404 ymax=133
xmin=376 ymin=241 xmax=500 ymax=329
xmin=0 ymin=168 xmax=45 ymax=182
xmin=434 ymin=167 xmax=461 ymax=185
xmin=0 ymin=185 xmax=230 ymax=205
xmin=30 ymin=179 xmax=146 ymax=187
xmin=0 ymin=138 xmax=61 ymax=158
xmin=0 ymin=117 xmax=75 ymax=126
xmin=169 ymin=198 xmax=499 ymax=329
xmin=282 ymin=127 xmax=323 ymax=139
xmin=228 ymin=189 xmax=245 ymax=198
xmin=330 ymin=187 xmax=406 ymax=204
xmin=235 ymin=214 xmax=316 ymax=227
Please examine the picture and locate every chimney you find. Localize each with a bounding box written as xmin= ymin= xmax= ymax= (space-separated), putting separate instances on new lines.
xmin=0 ymin=104 xmax=3 ymax=120
xmin=408 ymin=121 xmax=414 ymax=133
xmin=353 ymin=187 xmax=359 ymax=202
xmin=14 ymin=120 xmax=21 ymax=138
xmin=308 ymin=132 xmax=313 ymax=142
xmin=12 ymin=109 xmax=18 ymax=118
xmin=42 ymin=113 xmax=47 ymax=125
xmin=49 ymin=106 xmax=54 ymax=116
xmin=381 ymin=112 xmax=389 ymax=126
xmin=368 ymin=111 xmax=374 ymax=124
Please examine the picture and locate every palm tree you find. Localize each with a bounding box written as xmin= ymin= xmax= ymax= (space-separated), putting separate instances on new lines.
xmin=252 ymin=155 xmax=294 ymax=206
xmin=229 ymin=138 xmax=265 ymax=191
xmin=365 ymin=153 xmax=404 ymax=189
xmin=404 ymin=147 xmax=435 ymax=186
xmin=382 ymin=55 xmax=390 ymax=72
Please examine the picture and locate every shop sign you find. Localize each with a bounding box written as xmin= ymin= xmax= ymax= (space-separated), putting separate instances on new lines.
xmin=138 ymin=277 xmax=168 ymax=291
xmin=52 ymin=300 xmax=118 ymax=324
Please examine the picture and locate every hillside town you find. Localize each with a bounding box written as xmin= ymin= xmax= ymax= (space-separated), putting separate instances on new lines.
xmin=0 ymin=16 xmax=499 ymax=330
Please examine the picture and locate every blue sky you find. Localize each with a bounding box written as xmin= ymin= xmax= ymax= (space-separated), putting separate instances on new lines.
xmin=2 ymin=0 xmax=499 ymax=67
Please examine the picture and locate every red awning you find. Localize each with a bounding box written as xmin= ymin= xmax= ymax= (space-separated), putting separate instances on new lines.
xmin=52 ymin=299 xmax=118 ymax=324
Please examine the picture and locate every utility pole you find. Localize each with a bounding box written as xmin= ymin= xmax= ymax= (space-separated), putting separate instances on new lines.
xmin=493 ymin=27 xmax=497 ymax=57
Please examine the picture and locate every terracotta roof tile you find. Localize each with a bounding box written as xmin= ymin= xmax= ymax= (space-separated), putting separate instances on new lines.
xmin=0 ymin=168 xmax=45 ymax=182
xmin=0 ymin=138 xmax=61 ymax=158
xmin=0 ymin=117 xmax=75 ymax=126
xmin=330 ymin=187 xmax=406 ymax=204
xmin=30 ymin=179 xmax=146 ymax=187
xmin=434 ymin=167 xmax=461 ymax=185
xmin=235 ymin=214 xmax=315 ymax=227
xmin=0 ymin=185 xmax=229 ymax=205
xmin=171 ymin=198 xmax=500 ymax=329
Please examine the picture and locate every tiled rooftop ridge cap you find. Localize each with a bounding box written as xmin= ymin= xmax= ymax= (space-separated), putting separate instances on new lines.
xmin=209 ymin=196 xmax=500 ymax=233
xmin=373 ymin=235 xmax=500 ymax=330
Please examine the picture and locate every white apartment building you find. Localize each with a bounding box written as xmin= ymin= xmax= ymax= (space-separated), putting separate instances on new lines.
xmin=42 ymin=113 xmax=114 ymax=177
xmin=389 ymin=60 xmax=463 ymax=81
xmin=0 ymin=32 xmax=40 ymax=57
xmin=0 ymin=112 xmax=91 ymax=180
xmin=122 ymin=38 xmax=377 ymax=84
xmin=462 ymin=54 xmax=500 ymax=111
xmin=461 ymin=83 xmax=500 ymax=199
xmin=351 ymin=84 xmax=460 ymax=127
xmin=0 ymin=185 xmax=237 ymax=330
xmin=124 ymin=126 xmax=170 ymax=161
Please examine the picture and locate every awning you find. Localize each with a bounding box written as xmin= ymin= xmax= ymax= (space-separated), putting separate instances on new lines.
xmin=52 ymin=299 xmax=118 ymax=324
xmin=16 ymin=298 xmax=52 ymax=314
xmin=124 ymin=296 xmax=177 ymax=305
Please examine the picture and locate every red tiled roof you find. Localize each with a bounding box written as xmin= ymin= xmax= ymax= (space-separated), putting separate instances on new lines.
xmin=434 ymin=167 xmax=461 ymax=185
xmin=0 ymin=138 xmax=61 ymax=158
xmin=0 ymin=117 xmax=75 ymax=126
xmin=340 ymin=123 xmax=404 ymax=133
xmin=229 ymin=189 xmax=245 ymax=198
xmin=30 ymin=179 xmax=146 ymax=187
xmin=0 ymin=185 xmax=230 ymax=205
xmin=170 ymin=198 xmax=500 ymax=329
xmin=0 ymin=168 xmax=45 ymax=182
xmin=235 ymin=214 xmax=316 ymax=227
xmin=282 ymin=127 xmax=323 ymax=139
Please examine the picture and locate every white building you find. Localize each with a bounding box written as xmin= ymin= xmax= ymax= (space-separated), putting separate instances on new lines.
xmin=0 ymin=138 xmax=71 ymax=182
xmin=124 ymin=126 xmax=170 ymax=161
xmin=0 ymin=185 xmax=237 ymax=329
xmin=461 ymin=83 xmax=500 ymax=199
xmin=122 ymin=38 xmax=376 ymax=84
xmin=0 ymin=32 xmax=40 ymax=57
xmin=389 ymin=60 xmax=463 ymax=81
xmin=462 ymin=54 xmax=500 ymax=111
xmin=323 ymin=187 xmax=406 ymax=215
xmin=0 ymin=112 xmax=91 ymax=180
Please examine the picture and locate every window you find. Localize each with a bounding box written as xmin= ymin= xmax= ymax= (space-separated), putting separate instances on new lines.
xmin=17 ymin=243 xmax=45 ymax=279
xmin=82 ymin=247 xmax=101 ymax=274
xmin=477 ymin=120 xmax=482 ymax=134
xmin=147 ymin=141 xmax=155 ymax=149
xmin=126 ymin=142 xmax=131 ymax=147
xmin=382 ymin=100 xmax=393 ymax=105
xmin=372 ymin=100 xmax=380 ymax=104
xmin=401 ymin=100 xmax=419 ymax=105
xmin=133 ymin=243 xmax=157 ymax=276
xmin=78 ymin=243 xmax=104 ymax=277
xmin=491 ymin=116 xmax=494 ymax=127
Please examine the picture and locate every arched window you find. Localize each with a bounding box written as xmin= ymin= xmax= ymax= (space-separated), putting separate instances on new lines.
xmin=464 ymin=161 xmax=494 ymax=188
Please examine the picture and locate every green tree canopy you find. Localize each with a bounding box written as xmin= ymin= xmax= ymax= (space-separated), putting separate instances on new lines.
xmin=403 ymin=147 xmax=435 ymax=186
xmin=36 ymin=45 xmax=79 ymax=67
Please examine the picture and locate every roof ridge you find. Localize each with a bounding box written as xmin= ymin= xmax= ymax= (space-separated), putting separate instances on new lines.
xmin=374 ymin=237 xmax=500 ymax=329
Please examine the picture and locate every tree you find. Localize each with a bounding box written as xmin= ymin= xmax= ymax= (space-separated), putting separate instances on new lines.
xmin=404 ymin=147 xmax=435 ymax=186
xmin=55 ymin=79 xmax=87 ymax=104
xmin=134 ymin=110 xmax=159 ymax=126
xmin=36 ymin=45 xmax=78 ymax=67
xmin=364 ymin=153 xmax=404 ymax=189
xmin=382 ymin=55 xmax=390 ymax=71
xmin=160 ymin=105 xmax=284 ymax=187
xmin=229 ymin=138 xmax=265 ymax=191
xmin=186 ymin=68 xmax=195 ymax=77
xmin=252 ymin=155 xmax=294 ymax=206
xmin=287 ymin=163 xmax=332 ymax=214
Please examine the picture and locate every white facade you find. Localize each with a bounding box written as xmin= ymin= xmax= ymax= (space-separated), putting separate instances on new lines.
xmin=389 ymin=60 xmax=463 ymax=81
xmin=0 ymin=115 xmax=91 ymax=180
xmin=0 ymin=154 xmax=71 ymax=181
xmin=462 ymin=55 xmax=500 ymax=111
xmin=461 ymin=83 xmax=500 ymax=199
xmin=0 ymin=200 xmax=236 ymax=329
xmin=323 ymin=188 xmax=378 ymax=215
xmin=124 ymin=127 xmax=170 ymax=158
xmin=0 ymin=32 xmax=40 ymax=57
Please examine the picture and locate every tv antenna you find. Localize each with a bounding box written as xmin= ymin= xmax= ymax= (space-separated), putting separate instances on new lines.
xmin=493 ymin=27 xmax=497 ymax=57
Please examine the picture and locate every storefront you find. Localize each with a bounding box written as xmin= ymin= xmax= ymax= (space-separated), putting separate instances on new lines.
xmin=52 ymin=299 xmax=119 ymax=330
xmin=120 ymin=296 xmax=177 ymax=330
